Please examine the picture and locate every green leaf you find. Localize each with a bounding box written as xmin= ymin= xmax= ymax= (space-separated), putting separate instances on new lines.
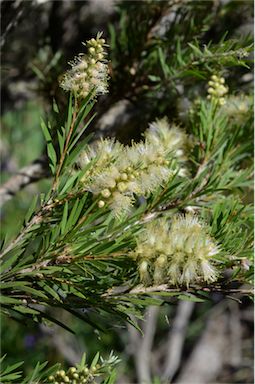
xmin=13 ymin=305 xmax=40 ymax=315
xmin=30 ymin=63 xmax=45 ymax=81
xmin=148 ymin=75 xmax=160 ymax=82
xmin=40 ymin=119 xmax=51 ymax=142
xmin=66 ymin=93 xmax=73 ymax=134
xmin=158 ymin=47 xmax=169 ymax=79
xmin=0 ymin=281 xmax=31 ymax=290
xmin=60 ymin=201 xmax=69 ymax=235
xmin=25 ymin=195 xmax=38 ymax=224
xmin=57 ymin=129 xmax=65 ymax=153
xmin=53 ymin=98 xmax=59 ymax=113
xmin=91 ymin=352 xmax=100 ymax=368
xmin=0 ymin=252 xmax=20 ymax=274
xmin=178 ymin=293 xmax=205 ymax=302
xmin=69 ymin=113 xmax=96 ymax=152
xmin=79 ymin=353 xmax=87 ymax=368
xmin=74 ymin=93 xmax=95 ymax=132
xmin=125 ymin=296 xmax=163 ymax=306
xmin=1 ymin=361 xmax=24 ymax=376
xmin=188 ymin=42 xmax=202 ymax=56
xmin=59 ymin=173 xmax=78 ymax=195
xmin=66 ymin=197 xmax=87 ymax=232
xmin=38 ymin=282 xmax=62 ymax=302
xmin=0 ymin=372 xmax=23 ymax=382
xmin=102 ymin=369 xmax=117 ymax=384
xmin=26 ymin=361 xmax=48 ymax=384
xmin=41 ymin=118 xmax=57 ymax=172
xmin=47 ymin=142 xmax=57 ymax=169
xmin=0 ymin=296 xmax=22 ymax=305
xmin=64 ymin=135 xmax=92 ymax=168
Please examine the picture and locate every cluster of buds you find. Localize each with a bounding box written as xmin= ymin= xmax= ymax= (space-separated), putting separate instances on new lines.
xmin=60 ymin=32 xmax=108 ymax=99
xmin=207 ymin=74 xmax=228 ymax=105
xmin=132 ymin=214 xmax=219 ymax=287
xmin=48 ymin=365 xmax=99 ymax=384
xmin=79 ymin=118 xmax=189 ymax=217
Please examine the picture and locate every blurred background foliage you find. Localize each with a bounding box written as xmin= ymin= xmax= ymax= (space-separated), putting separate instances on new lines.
xmin=0 ymin=0 xmax=253 ymax=383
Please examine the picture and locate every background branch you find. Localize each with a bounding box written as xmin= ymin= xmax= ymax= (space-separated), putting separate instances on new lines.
xmin=163 ymin=300 xmax=195 ymax=382
xmin=0 ymin=156 xmax=49 ymax=207
xmin=176 ymin=303 xmax=229 ymax=384
xmin=128 ymin=306 xmax=160 ymax=384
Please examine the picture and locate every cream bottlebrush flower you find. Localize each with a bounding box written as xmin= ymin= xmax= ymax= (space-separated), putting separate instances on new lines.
xmin=167 ymin=214 xmax=219 ymax=286
xmin=78 ymin=139 xmax=175 ymax=217
xmin=220 ymin=94 xmax=253 ymax=123
xmin=78 ymin=118 xmax=189 ymax=217
xmin=146 ymin=117 xmax=189 ymax=162
xmin=132 ymin=214 xmax=219 ymax=287
xmin=79 ymin=138 xmax=123 ymax=181
xmin=60 ymin=32 xmax=109 ymax=99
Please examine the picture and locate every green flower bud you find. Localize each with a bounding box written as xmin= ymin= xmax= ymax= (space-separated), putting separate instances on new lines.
xmin=121 ymin=173 xmax=128 ymax=181
xmin=68 ymin=367 xmax=77 ymax=374
xmin=82 ymin=367 xmax=89 ymax=375
xmin=117 ymin=182 xmax=127 ymax=192
xmin=89 ymin=47 xmax=96 ymax=54
xmin=59 ymin=370 xmax=66 ymax=378
xmin=211 ymin=74 xmax=218 ymax=81
xmin=101 ymin=188 xmax=111 ymax=198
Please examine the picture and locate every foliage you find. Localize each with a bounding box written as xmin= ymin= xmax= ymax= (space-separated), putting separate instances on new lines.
xmin=1 ymin=0 xmax=253 ymax=381
xmin=0 ymin=352 xmax=119 ymax=384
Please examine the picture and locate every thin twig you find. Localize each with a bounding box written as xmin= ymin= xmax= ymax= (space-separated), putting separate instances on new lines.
xmin=106 ymin=284 xmax=253 ymax=296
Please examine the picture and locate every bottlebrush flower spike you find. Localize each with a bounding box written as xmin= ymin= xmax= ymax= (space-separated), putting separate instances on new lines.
xmin=78 ymin=118 xmax=189 ymax=217
xmin=132 ymin=214 xmax=219 ymax=286
xmin=60 ymin=32 xmax=109 ymax=99
xmin=146 ymin=117 xmax=189 ymax=162
xmin=207 ymin=74 xmax=228 ymax=106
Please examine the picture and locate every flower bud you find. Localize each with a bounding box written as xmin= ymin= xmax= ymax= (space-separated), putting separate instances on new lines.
xmin=59 ymin=370 xmax=66 ymax=378
xmin=89 ymin=47 xmax=96 ymax=54
xmin=117 ymin=182 xmax=127 ymax=192
xmin=155 ymin=254 xmax=167 ymax=267
xmin=101 ymin=188 xmax=111 ymax=198
xmin=98 ymin=200 xmax=105 ymax=208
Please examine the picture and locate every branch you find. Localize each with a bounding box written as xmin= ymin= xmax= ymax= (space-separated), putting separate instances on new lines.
xmin=1 ymin=1 xmax=26 ymax=49
xmin=162 ymin=301 xmax=194 ymax=382
xmin=105 ymin=284 xmax=253 ymax=297
xmin=128 ymin=306 xmax=160 ymax=384
xmin=176 ymin=303 xmax=229 ymax=384
xmin=0 ymin=156 xmax=49 ymax=207
xmin=228 ymin=301 xmax=242 ymax=367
